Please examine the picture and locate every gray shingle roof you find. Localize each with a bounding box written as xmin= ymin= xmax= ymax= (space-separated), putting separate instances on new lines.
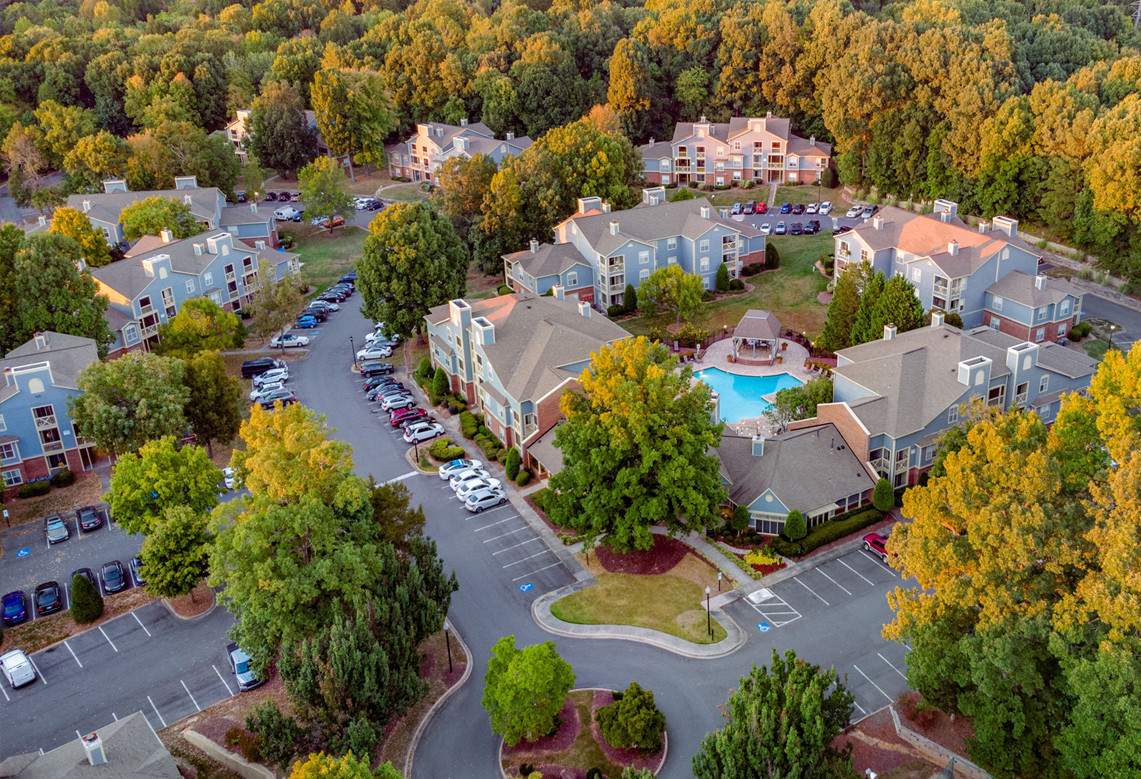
xmin=504 ymin=242 xmax=588 ymax=279
xmin=639 ymin=140 xmax=673 ymax=159
xmin=2 ymin=332 xmax=100 ymax=391
xmin=733 ymin=310 xmax=781 ymax=341
xmin=565 ymin=198 xmax=726 ymax=256
xmin=219 ymin=203 xmax=275 ymax=226
xmin=717 ymin=425 xmax=875 ymax=512
xmin=526 ymin=422 xmax=564 ymax=473
xmin=65 ymin=188 xmax=221 ymax=226
xmin=0 ymin=712 xmax=180 ymax=778
xmin=986 ymin=270 xmax=1083 ymax=309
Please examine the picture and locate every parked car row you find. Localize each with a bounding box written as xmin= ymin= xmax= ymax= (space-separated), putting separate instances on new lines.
xmin=2 ymin=556 xmax=144 ymax=629
xmin=42 ymin=505 xmax=107 ymax=546
xmin=437 ymin=458 xmax=507 ymax=513
xmin=354 ymin=196 xmax=382 ymax=211
xmin=265 ymin=191 xmax=300 ymax=203
xmin=845 ymin=203 xmax=880 ymax=219
xmin=272 ymin=205 xmax=304 ymax=222
xmin=357 ymin=360 xmax=445 ymax=445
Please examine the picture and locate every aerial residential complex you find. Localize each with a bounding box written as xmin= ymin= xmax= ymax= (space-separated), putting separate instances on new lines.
xmin=639 ymin=113 xmax=832 ymax=187
xmin=0 ymin=332 xmax=101 ymax=494
xmin=387 ymin=120 xmax=533 ymax=184
xmin=504 ymin=188 xmax=766 ymax=309
xmin=424 ymin=292 xmax=629 ymax=477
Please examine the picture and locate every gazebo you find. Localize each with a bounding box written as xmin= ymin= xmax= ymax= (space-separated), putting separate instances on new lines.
xmin=730 ymin=309 xmax=782 ymax=364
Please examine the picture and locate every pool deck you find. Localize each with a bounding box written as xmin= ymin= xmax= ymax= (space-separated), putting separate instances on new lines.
xmin=693 ymin=338 xmax=822 ymax=437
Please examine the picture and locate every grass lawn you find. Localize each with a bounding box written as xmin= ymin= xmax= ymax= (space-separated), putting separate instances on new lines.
xmin=622 ymin=232 xmax=832 ymax=339
xmin=381 ymin=182 xmax=431 ymax=202
xmin=774 ymin=183 xmax=839 ymax=206
xmin=284 ymin=225 xmax=365 ymax=291
xmin=551 ymin=554 xmax=728 ymax=644
xmin=1082 ymin=339 xmax=1110 ymax=361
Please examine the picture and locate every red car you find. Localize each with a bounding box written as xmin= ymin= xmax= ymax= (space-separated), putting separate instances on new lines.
xmin=389 ymin=407 xmax=428 ymax=427
xmin=862 ymin=532 xmax=890 ymax=564
xmin=755 ymin=201 xmax=768 ymax=214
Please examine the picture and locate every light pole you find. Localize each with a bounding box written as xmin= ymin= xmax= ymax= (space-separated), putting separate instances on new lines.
xmin=1107 ymin=324 xmax=1117 ymax=352
xmin=705 ymin=585 xmax=712 ymax=639
xmin=717 ymin=571 xmax=723 ymax=592
xmin=349 ymin=335 xmax=357 ymax=370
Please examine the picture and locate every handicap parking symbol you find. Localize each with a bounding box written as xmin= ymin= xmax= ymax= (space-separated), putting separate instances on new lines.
xmin=756 ymin=621 xmax=771 ymax=633
xmin=519 ymin=582 xmax=535 ymax=593
xmin=16 ymin=546 xmax=31 ymax=558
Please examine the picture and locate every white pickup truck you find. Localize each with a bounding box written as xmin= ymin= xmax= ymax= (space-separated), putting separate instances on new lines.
xmin=1 ymin=649 xmax=36 ymax=688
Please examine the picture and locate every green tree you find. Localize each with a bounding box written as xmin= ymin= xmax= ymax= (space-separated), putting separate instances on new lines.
xmin=183 ymin=350 xmax=243 ymax=457
xmin=430 ymin=367 xmax=449 ymax=403
xmin=63 ymin=131 xmax=131 ymax=193
xmin=868 ymin=275 xmax=926 ymax=339
xmin=715 ymin=261 xmax=730 ymax=292
xmin=48 ymin=207 xmax=112 ymax=268
xmin=636 ymin=265 xmax=704 ymax=326
xmin=482 ymin=635 xmax=575 ymax=747
xmin=156 ymin=298 xmax=244 ymax=358
xmin=624 ymin=283 xmax=637 ymax=313
xmin=549 ymin=337 xmax=725 ymax=552
xmin=105 ymin=437 xmax=220 ymax=535
xmin=818 ymin=263 xmax=863 ymax=352
xmin=596 ymin=682 xmax=666 ymax=752
xmin=358 ymin=203 xmax=467 ymax=339
xmin=249 ymin=80 xmax=318 ymax=177
xmin=311 ymin=69 xmax=396 ymax=171
xmin=849 ymin=271 xmax=887 ymax=345
xmin=692 ymin=650 xmax=854 ymax=779
xmin=298 ymin=156 xmax=353 ymax=227
xmin=245 ymin=702 xmax=302 ymax=771
xmin=504 ymin=449 xmax=521 ymax=481
xmin=366 ymin=480 xmax=426 ymax=554
xmin=248 ymin=262 xmax=304 ymax=341
xmin=289 ymin=752 xmax=376 ymax=779
xmin=872 ymin=477 xmax=894 ymax=512
xmin=764 ymin=377 xmax=833 ymax=433
xmin=119 ymin=196 xmax=199 ymax=241
xmin=70 ymin=571 xmax=104 ymax=624
xmin=784 ymin=510 xmax=807 ymax=541
xmin=126 ymin=121 xmax=240 ymax=197
xmin=32 ymin=100 xmax=96 ymax=168
xmin=6 ymin=233 xmax=113 ymax=355
xmin=435 ymin=153 xmax=498 ymax=239
xmin=765 ymin=242 xmax=780 ymax=269
xmin=139 ymin=505 xmax=210 ymax=599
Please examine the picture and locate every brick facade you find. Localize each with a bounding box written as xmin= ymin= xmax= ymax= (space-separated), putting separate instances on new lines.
xmin=981 ymin=311 xmax=1077 ymax=343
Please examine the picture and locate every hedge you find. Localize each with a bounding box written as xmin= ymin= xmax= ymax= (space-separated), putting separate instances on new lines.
xmin=50 ymin=468 xmax=75 ymax=487
xmin=459 ymin=411 xmax=478 ymax=439
xmin=772 ymin=509 xmax=885 ymax=557
xmin=516 ymin=469 xmax=531 ymax=486
xmin=429 ymin=438 xmax=465 ymax=462
xmin=17 ymin=479 xmax=51 ymax=498
xmin=497 ymin=284 xmax=513 ymax=295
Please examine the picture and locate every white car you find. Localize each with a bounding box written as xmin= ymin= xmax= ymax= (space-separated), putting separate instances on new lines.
xmin=845 ymin=205 xmax=863 ymax=218
xmin=1 ymin=649 xmax=36 ymax=688
xmin=356 ymin=345 xmax=392 ymax=361
xmin=270 ymin=332 xmax=309 ymax=348
xmin=456 ymin=477 xmax=502 ymax=500
xmin=450 ymin=468 xmax=493 ymax=491
xmin=273 ymin=206 xmax=300 ymax=221
xmin=465 ymin=487 xmax=507 ymax=513
xmin=805 ymin=202 xmax=818 ymax=214
xmin=819 ymin=201 xmax=833 ymax=215
xmin=403 ymin=422 xmax=444 ymax=443
xmin=760 ymin=223 xmax=772 ymax=235
xmin=253 ymin=367 xmax=289 ymax=387
xmin=222 ymin=467 xmax=238 ymax=490
xmin=249 ymin=381 xmax=287 ymax=402
xmin=382 ymin=394 xmax=416 ymax=411
xmin=438 ymin=458 xmax=482 ymax=480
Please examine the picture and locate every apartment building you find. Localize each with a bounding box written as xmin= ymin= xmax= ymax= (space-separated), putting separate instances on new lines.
xmin=640 ymin=113 xmax=832 ymax=187
xmin=504 ymin=188 xmax=766 ymax=310
xmin=983 ymin=271 xmax=1084 ymax=343
xmin=222 ymin=108 xmax=337 ymax=163
xmin=387 ymin=120 xmax=532 ymax=184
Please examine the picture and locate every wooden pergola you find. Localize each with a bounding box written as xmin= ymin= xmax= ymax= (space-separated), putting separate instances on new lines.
xmin=731 ymin=309 xmax=782 ymax=362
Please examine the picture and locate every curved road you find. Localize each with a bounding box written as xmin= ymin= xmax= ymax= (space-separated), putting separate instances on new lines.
xmin=289 ymin=295 xmax=911 ymax=778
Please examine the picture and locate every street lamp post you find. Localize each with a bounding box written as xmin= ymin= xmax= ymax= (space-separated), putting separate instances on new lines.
xmin=717 ymin=571 xmax=723 ymax=592
xmin=705 ymin=585 xmax=712 ymax=639
xmin=444 ymin=625 xmax=453 ymax=674
xmin=349 ymin=335 xmax=357 ymax=370
xmin=1107 ymin=324 xmax=1117 ymax=352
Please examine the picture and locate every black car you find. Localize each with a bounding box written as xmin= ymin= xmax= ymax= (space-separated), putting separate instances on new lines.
xmin=360 ymin=362 xmax=394 ymax=378
xmin=789 ymin=222 xmax=803 ymax=236
xmin=260 ymin=395 xmax=297 ymax=410
xmin=76 ymin=505 xmax=105 ymax=532
xmin=802 ymin=221 xmax=818 ymax=235
xmin=303 ymin=306 xmax=328 ymax=322
xmin=339 ymin=272 xmax=357 ymax=283
xmin=34 ymin=581 xmax=63 ymax=616
xmin=71 ymin=568 xmax=97 ymax=590
xmin=100 ymin=560 xmax=127 ymax=594
xmin=277 ymin=191 xmax=292 ymax=202
xmin=264 ymin=192 xmax=278 ymax=202
xmin=792 ymin=203 xmax=806 ymax=215
xmin=129 ymin=556 xmax=145 ymax=587
xmin=362 ymin=375 xmax=397 ymax=392
xmin=833 ymin=224 xmax=852 ymax=236
xmin=235 ymin=191 xmax=247 ymax=203
xmin=241 ymin=357 xmax=281 ymax=379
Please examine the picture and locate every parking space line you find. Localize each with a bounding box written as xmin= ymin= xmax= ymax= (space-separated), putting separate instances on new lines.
xmin=64 ymin=640 xmax=83 ymax=668
xmin=852 ymin=664 xmax=893 ymax=702
xmin=111 ymin=712 xmax=118 ymax=721
xmin=472 ymin=516 xmax=520 ymax=532
xmin=491 ymin=537 xmax=543 ymax=555
xmin=180 ymin=680 xmax=202 ymax=712
xmin=63 ymin=581 xmax=70 ymax=611
xmin=213 ymin=665 xmax=235 ymax=697
xmin=0 ymin=684 xmax=9 ymax=701
xmin=464 ymin=505 xmax=515 ymax=520
xmin=859 ymin=550 xmax=897 ymax=576
xmin=147 ymin=695 xmax=167 ymax=727
xmin=98 ymin=626 xmax=119 ymax=653
xmin=502 ymin=549 xmax=553 ymax=568
xmin=836 ymin=558 xmax=875 ymax=586
xmin=511 ymin=561 xmax=564 ymax=582
xmin=132 ymin=612 xmax=152 ymax=637
xmin=815 ymin=568 xmax=852 ymax=596
xmin=852 ymin=700 xmax=866 ymax=715
xmin=28 ymin=656 xmax=46 ymax=684
xmin=850 ymin=702 xmax=891 ymax=726
xmin=877 ymin=651 xmax=908 ymax=680
xmin=482 ymin=526 xmax=529 ymax=543
xmin=792 ymin=576 xmax=830 ymax=606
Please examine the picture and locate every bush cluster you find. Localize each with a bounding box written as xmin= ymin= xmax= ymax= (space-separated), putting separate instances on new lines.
xmin=17 ymin=479 xmax=51 ymax=498
xmin=505 ymin=448 xmax=521 ymax=480
xmin=740 ymin=263 xmax=763 ymax=277
xmin=497 ymin=284 xmax=514 ymax=295
xmin=729 ymin=278 xmax=745 ymax=290
xmin=676 ymin=323 xmax=710 ymax=347
xmin=49 ymin=468 xmax=75 ymax=487
xmin=459 ymin=411 xmax=479 ymax=439
xmin=596 ymin=682 xmax=666 ymax=752
xmin=772 ymin=509 xmax=884 ymax=557
xmin=245 ymin=702 xmax=302 ymax=770
xmin=607 ymin=303 xmax=625 ymax=318
xmin=429 ymin=438 xmax=465 ymax=462
xmin=70 ymin=572 xmax=104 ymax=623
xmin=1069 ymin=321 xmax=1092 ymax=341
xmin=516 ymin=470 xmax=531 ymax=486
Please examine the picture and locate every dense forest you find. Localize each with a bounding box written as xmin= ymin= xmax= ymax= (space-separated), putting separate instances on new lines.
xmin=1 ymin=0 xmax=1138 ymax=280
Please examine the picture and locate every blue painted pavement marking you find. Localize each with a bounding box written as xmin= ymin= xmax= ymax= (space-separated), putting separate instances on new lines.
xmin=518 ymin=582 xmax=534 ymax=593
xmin=756 ymin=621 xmax=771 ymax=633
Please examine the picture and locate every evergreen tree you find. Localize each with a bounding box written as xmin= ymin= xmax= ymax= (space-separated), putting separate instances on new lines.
xmin=818 ymin=264 xmax=862 ymax=352
xmin=70 ymin=571 xmax=104 ymax=623
xmin=850 ymin=271 xmax=887 ymax=344
xmin=715 ymin=261 xmax=730 ymax=292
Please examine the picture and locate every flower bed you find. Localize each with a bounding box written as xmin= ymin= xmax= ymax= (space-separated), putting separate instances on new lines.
xmin=595 ymin=535 xmax=687 ymax=575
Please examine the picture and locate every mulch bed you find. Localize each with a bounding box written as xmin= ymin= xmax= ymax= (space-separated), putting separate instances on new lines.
xmin=834 ymin=708 xmax=940 ymax=778
xmin=165 ymin=584 xmax=215 ymax=618
xmin=897 ymin=691 xmax=974 ymax=756
xmin=589 ymin=690 xmax=666 ymax=773
xmin=502 ymin=698 xmax=580 ymax=757
xmin=750 ymin=561 xmax=785 ymax=575
xmin=595 ymin=534 xmax=688 ymax=575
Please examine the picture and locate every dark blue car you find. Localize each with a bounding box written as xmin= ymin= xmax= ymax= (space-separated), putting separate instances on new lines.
xmin=294 ymin=315 xmax=318 ymax=329
xmin=779 ymin=202 xmax=792 ymax=214
xmin=2 ymin=591 xmax=28 ymax=626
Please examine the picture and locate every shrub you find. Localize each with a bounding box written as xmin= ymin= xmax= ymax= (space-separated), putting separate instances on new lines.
xmin=783 ymin=510 xmax=807 ymax=541
xmin=607 ymin=303 xmax=625 ymax=318
xmin=17 ymin=479 xmax=51 ymax=498
xmin=730 ymin=504 xmax=750 ymax=533
xmin=676 ymin=323 xmax=710 ymax=347
xmin=668 ymin=187 xmax=696 ymax=202
xmin=586 ymin=770 xmax=604 ymax=779
xmin=478 ymin=437 xmax=501 ymax=459
xmin=872 ymin=478 xmax=894 ymax=511
xmin=740 ymin=263 xmax=762 ymax=277
xmin=429 ymin=438 xmax=465 ymax=462
xmin=715 ymin=262 xmax=730 ymax=292
xmin=431 ymin=367 xmax=449 ymax=404
xmin=765 ymin=243 xmax=781 ymax=268
xmin=597 ymin=682 xmax=666 ymax=752
xmin=496 ymin=447 xmax=508 ymax=463
xmin=772 ymin=509 xmax=884 ymax=557
xmin=245 ymin=702 xmax=301 ymax=770
xmin=224 ymin=727 xmax=262 ymax=764
xmin=701 ymin=289 xmax=715 ymax=301
xmin=624 ymin=283 xmax=637 ymax=313
xmin=340 ymin=716 xmax=378 ymax=761
xmin=516 ymin=469 xmax=531 ymax=486
xmin=70 ymin=571 xmax=104 ymax=623
xmin=744 ymin=547 xmax=781 ymax=567
xmin=446 ymin=394 xmax=468 ymax=413
xmin=49 ymin=468 xmax=75 ymax=487
xmin=459 ymin=411 xmax=478 ymax=439
xmin=1070 ymin=321 xmax=1092 ymax=340
xmin=505 ymin=448 xmax=521 ymax=480
xmin=415 ymin=356 xmax=433 ymax=382
xmin=497 ymin=284 xmax=513 ymax=295
xmin=728 ymin=278 xmax=745 ymax=291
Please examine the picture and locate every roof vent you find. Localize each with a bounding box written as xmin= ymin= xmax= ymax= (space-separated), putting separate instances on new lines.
xmin=948 ymin=240 xmax=959 ymax=256
xmin=872 ymin=215 xmax=882 ymax=230
xmin=81 ymin=732 xmax=107 ymax=766
xmin=883 ymin=323 xmax=897 ymax=341
xmin=609 ymin=220 xmax=619 ymax=236
xmin=505 ymin=131 xmax=515 ymax=141
xmin=37 ymin=214 xmax=46 ymax=226
xmin=192 ymin=243 xmax=204 ymax=256
xmin=700 ymin=205 xmax=711 ymax=219
xmin=530 ymin=238 xmax=539 ymax=254
xmin=751 ymin=435 xmax=765 ymax=457
xmin=255 ymin=240 xmax=266 ymax=250
xmin=578 ymin=300 xmax=591 ymax=319
xmin=183 ymin=194 xmax=193 ymax=206
xmin=250 ymin=201 xmax=258 ymax=213
xmin=602 ymin=202 xmax=611 ymax=214
xmin=460 ymin=117 xmax=468 ymax=127
xmin=552 ymin=284 xmax=565 ymax=300
xmin=931 ymin=311 xmax=944 ymax=328
xmin=978 ymin=221 xmax=989 ymax=233
xmin=160 ymin=229 xmax=173 ymax=244
xmin=34 ymin=332 xmax=48 ymax=351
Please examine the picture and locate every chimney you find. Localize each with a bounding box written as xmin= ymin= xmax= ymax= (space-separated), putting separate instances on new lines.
xmin=82 ymin=199 xmax=91 ymax=213
xmin=602 ymin=202 xmax=611 ymax=214
xmin=81 ymin=732 xmax=107 ymax=766
xmin=648 ymin=137 xmax=655 ymax=145
xmin=174 ymin=175 xmax=198 ymax=190
xmin=700 ymin=114 xmax=707 ymax=123
xmin=34 ymin=332 xmax=48 ymax=351
xmin=529 ymin=238 xmax=539 ymax=254
xmin=455 ymin=137 xmax=467 ymax=153
xmin=1034 ymin=274 xmax=1047 ymax=290
xmin=37 ymin=214 xmax=46 ymax=226
xmin=872 ymin=215 xmax=882 ymax=230
xmin=978 ymin=221 xmax=989 ymax=234
xmin=992 ymin=215 xmax=1018 ymax=238
xmin=159 ymin=229 xmax=173 ymax=243
xmin=947 ymin=240 xmax=959 ymax=256
xmin=931 ymin=311 xmax=944 ymax=328
xmin=719 ymin=207 xmax=729 ymax=218
xmin=255 ymin=239 xmax=266 ymax=250
xmin=751 ymin=435 xmax=765 ymax=457
xmin=578 ymin=300 xmax=591 ymax=319
xmin=883 ymin=323 xmax=897 ymax=341
xmin=192 ymin=243 xmax=204 ymax=256
xmin=700 ymin=205 xmax=710 ymax=219
xmin=183 ymin=194 xmax=193 ymax=206
xmin=249 ymin=201 xmax=258 ymax=213
xmin=505 ymin=131 xmax=514 ymax=141
xmin=576 ymin=196 xmax=602 ymax=214
xmin=460 ymin=117 xmax=468 ymax=127
xmin=609 ymin=220 xmax=619 ymax=236
xmin=552 ymin=284 xmax=565 ymax=300
xmin=809 ymin=135 xmax=815 ymax=145
xmin=939 ymin=211 xmax=951 ymax=223
xmin=766 ymin=110 xmax=772 ymax=118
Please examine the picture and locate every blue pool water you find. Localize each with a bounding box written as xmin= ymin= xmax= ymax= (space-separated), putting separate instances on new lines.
xmin=694 ymin=368 xmax=804 ymax=423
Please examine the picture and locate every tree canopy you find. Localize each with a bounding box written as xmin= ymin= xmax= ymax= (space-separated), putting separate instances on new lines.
xmin=636 ymin=265 xmax=704 ymax=326
xmin=48 ymin=207 xmax=112 ymax=267
xmin=105 ymin=436 xmax=220 ymax=536
xmin=182 ymin=350 xmax=243 ymax=456
xmin=156 ymin=298 xmax=244 ymax=358
xmin=119 ymin=196 xmax=199 ymax=241
xmin=549 ymin=337 xmax=725 ymax=551
xmin=482 ymin=635 xmax=575 ymax=747
xmin=298 ymin=156 xmax=353 ymax=225
xmin=249 ymin=80 xmax=318 ymax=177
xmin=139 ymin=504 xmax=211 ymax=599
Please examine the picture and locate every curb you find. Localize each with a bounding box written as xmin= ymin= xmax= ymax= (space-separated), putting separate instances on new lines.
xmin=161 ymin=591 xmax=219 ymax=622
xmin=497 ymin=687 xmax=669 ymax=778
xmin=404 ymin=619 xmax=473 ymax=779
xmin=531 ymin=582 xmax=747 ymax=660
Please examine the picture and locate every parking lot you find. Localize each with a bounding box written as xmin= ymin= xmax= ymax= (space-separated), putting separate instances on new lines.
xmin=1 ymin=599 xmax=237 ymax=755
xmin=730 ymin=203 xmax=866 ymax=237
xmin=726 ymin=544 xmax=913 ymax=723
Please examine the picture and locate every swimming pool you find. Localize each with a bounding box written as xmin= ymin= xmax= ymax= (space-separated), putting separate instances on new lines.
xmin=694 ymin=367 xmax=804 ymax=423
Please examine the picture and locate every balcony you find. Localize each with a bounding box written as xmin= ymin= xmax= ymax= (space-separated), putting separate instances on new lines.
xmin=138 ymin=304 xmax=154 ymax=317
xmin=34 ymin=414 xmax=57 ymax=430
xmin=41 ymin=439 xmax=64 ymax=454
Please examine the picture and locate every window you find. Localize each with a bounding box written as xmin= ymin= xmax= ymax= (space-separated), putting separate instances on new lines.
xmin=948 ymin=405 xmax=960 ymax=424
xmin=838 ymin=241 xmax=850 ymax=258
xmin=732 ymin=141 xmax=741 ymax=152
xmin=1057 ymin=322 xmax=1067 ymax=337
xmin=700 ymin=256 xmax=710 ymax=271
xmin=1015 ymin=381 xmax=1029 ymax=406
xmin=667 ymin=237 xmax=677 ymax=250
xmin=566 ymin=271 xmax=578 ymax=287
xmin=1034 ymin=327 xmax=1046 ymax=343
xmin=921 ymin=445 xmax=935 ymax=464
xmin=185 ymin=280 xmax=195 ymax=294
xmin=992 ymin=296 xmax=1003 ymax=312
xmin=860 ymin=249 xmax=869 ymax=263
xmin=139 ymin=295 xmax=152 ymax=313
xmin=639 ymin=268 xmax=649 ymax=280
xmin=158 ymin=266 xmax=168 ymax=279
xmin=0 ymin=442 xmax=18 ymax=463
xmin=203 ymin=272 xmax=213 ymax=287
xmin=987 ymin=384 xmax=1006 ymax=406
xmin=639 ymin=251 xmax=649 ymax=264
xmin=1060 ymin=300 xmax=1069 ymax=315
xmin=161 ymin=288 xmax=176 ymax=317
xmin=910 ymin=267 xmax=921 ymax=282
xmin=700 ymin=239 xmax=710 ymax=253
xmin=1039 ymin=375 xmax=1050 ymax=393
xmin=2 ymin=469 xmax=21 ymax=487
xmin=1035 ymin=307 xmax=1047 ymax=322
xmin=668 ymin=255 xmax=677 ymax=264
xmin=0 ymin=413 xmax=5 ymax=432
